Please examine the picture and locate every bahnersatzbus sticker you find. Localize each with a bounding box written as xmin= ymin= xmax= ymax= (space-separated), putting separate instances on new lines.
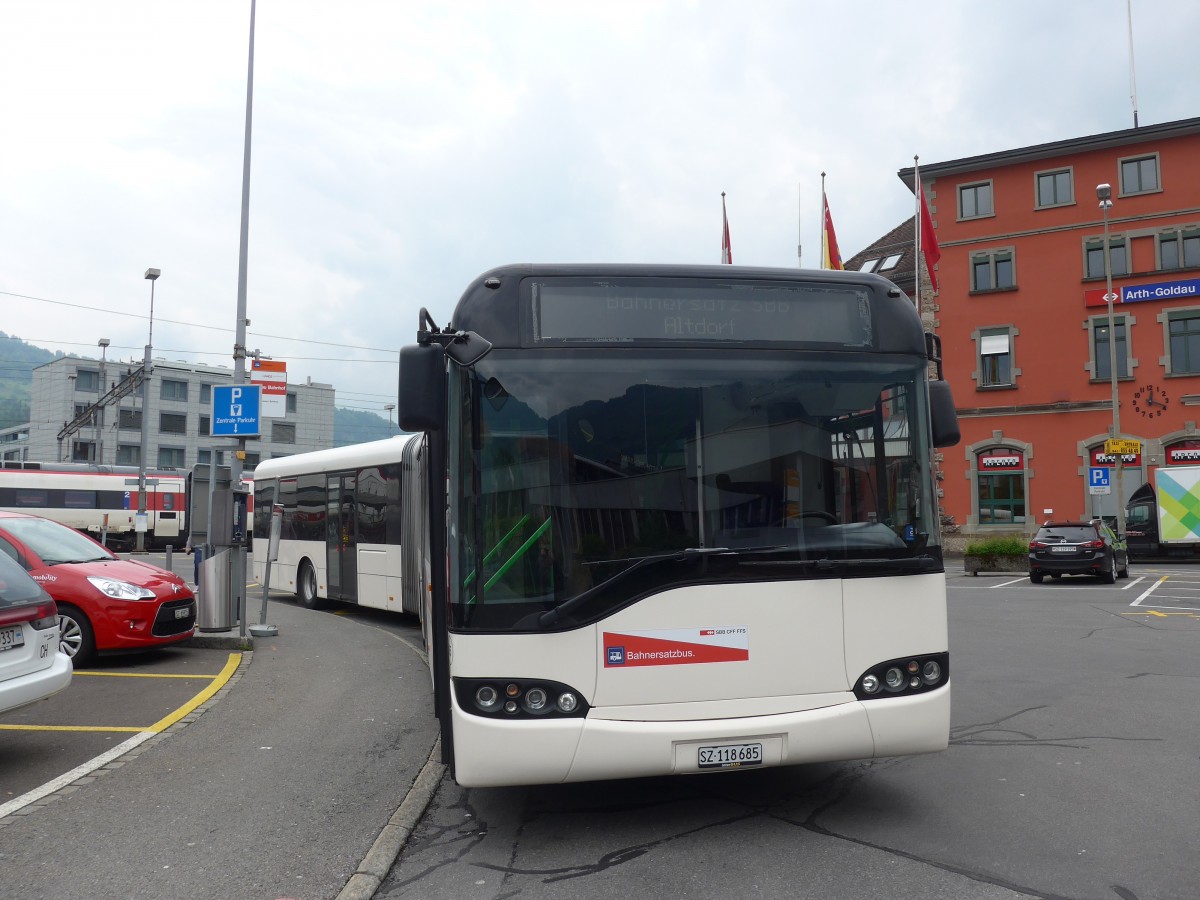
xmin=603 ymin=626 xmax=749 ymax=667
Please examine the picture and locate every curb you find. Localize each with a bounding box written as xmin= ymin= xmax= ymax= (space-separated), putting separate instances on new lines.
xmin=336 ymin=738 xmax=446 ymax=900
xmin=183 ymin=632 xmax=254 ymax=651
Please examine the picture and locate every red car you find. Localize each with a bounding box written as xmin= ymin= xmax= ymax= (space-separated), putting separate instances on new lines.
xmin=0 ymin=511 xmax=195 ymax=667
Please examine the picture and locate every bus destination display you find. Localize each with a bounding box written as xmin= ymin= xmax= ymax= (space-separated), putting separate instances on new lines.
xmin=530 ymin=280 xmax=875 ymax=346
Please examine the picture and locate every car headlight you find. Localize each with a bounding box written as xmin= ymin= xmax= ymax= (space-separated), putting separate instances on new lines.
xmin=86 ymin=576 xmax=156 ymax=600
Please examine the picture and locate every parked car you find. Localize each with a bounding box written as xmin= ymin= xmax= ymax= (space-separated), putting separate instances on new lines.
xmin=0 ymin=511 xmax=195 ymax=666
xmin=0 ymin=548 xmax=72 ymax=715
xmin=1028 ymin=520 xmax=1129 ymax=584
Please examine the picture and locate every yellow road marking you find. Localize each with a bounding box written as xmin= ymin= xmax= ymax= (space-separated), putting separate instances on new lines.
xmin=1121 ymin=610 xmax=1200 ymax=618
xmin=74 ymin=671 xmax=223 ymax=679
xmin=0 ymin=652 xmax=242 ymax=734
xmin=0 ymin=724 xmax=144 ymax=732
xmin=146 ymin=652 xmax=241 ymax=732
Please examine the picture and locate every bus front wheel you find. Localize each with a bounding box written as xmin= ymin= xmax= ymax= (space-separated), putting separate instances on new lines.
xmin=297 ymin=560 xmax=323 ymax=609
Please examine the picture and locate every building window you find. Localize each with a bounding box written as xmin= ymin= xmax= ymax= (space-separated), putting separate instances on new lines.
xmin=157 ymin=447 xmax=185 ymax=468
xmin=286 ymin=392 xmax=298 ymax=414
xmin=198 ymin=449 xmax=211 ymax=465
xmin=1085 ymin=237 xmax=1129 ymax=279
xmin=970 ymin=249 xmax=1015 ymax=292
xmin=976 ymin=450 xmax=1026 ymax=525
xmin=159 ymin=412 xmax=188 ymax=435
xmin=117 ymin=444 xmax=141 ymax=465
xmin=71 ymin=440 xmax=96 ymax=462
xmin=244 ymin=452 xmax=261 ymax=469
xmin=1036 ymin=168 xmax=1073 ymax=208
xmin=161 ymin=379 xmax=188 ymax=402
xmin=976 ymin=329 xmax=1014 ymax=388
xmin=959 ymin=181 xmax=993 ymax=219
xmin=272 ymin=422 xmax=296 ymax=444
xmin=1119 ymin=154 xmax=1159 ymax=195
xmin=200 ymin=383 xmax=212 ymax=404
xmin=1168 ymin=310 xmax=1200 ymax=375
xmin=118 ymin=408 xmax=142 ymax=430
xmin=1092 ymin=316 xmax=1130 ymax=380
xmin=1158 ymin=228 xmax=1200 ymax=271
xmin=856 ymin=254 xmax=903 ymax=274
xmin=75 ymin=370 xmax=100 ymax=392
xmin=199 ymin=415 xmax=211 ymax=435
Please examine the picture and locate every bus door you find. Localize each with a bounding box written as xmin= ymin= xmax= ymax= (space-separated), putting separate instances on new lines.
xmin=326 ymin=473 xmax=358 ymax=601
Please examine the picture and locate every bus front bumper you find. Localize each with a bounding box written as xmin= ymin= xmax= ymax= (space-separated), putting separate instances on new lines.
xmin=449 ymin=684 xmax=951 ymax=788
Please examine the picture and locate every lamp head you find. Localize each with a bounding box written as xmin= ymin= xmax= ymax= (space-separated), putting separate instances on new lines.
xmin=1096 ymin=183 xmax=1112 ymax=205
xmin=99 ymin=338 xmax=110 ymax=348
xmin=144 ymin=268 xmax=161 ymax=281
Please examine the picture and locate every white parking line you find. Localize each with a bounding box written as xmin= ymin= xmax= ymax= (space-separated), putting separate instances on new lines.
xmin=1122 ymin=576 xmax=1145 ymax=590
xmin=990 ymin=576 xmax=1028 ymax=588
xmin=1130 ymin=575 xmax=1170 ymax=607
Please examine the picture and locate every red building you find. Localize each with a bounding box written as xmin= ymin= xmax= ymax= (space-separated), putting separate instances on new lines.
xmin=862 ymin=116 xmax=1200 ymax=538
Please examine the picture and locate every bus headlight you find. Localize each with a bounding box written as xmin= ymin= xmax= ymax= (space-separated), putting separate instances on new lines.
xmin=474 ymin=685 xmax=499 ymax=712
xmin=853 ymin=653 xmax=949 ymax=701
xmin=454 ymin=678 xmax=590 ymax=720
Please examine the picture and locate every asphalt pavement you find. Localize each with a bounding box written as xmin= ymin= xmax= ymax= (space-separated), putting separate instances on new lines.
xmin=0 ymin=593 xmax=442 ymax=900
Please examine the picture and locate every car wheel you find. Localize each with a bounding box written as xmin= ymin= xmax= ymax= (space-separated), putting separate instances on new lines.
xmin=58 ymin=604 xmax=96 ymax=667
xmin=297 ymin=560 xmax=324 ymax=609
xmin=1030 ymin=572 xmax=1043 ymax=584
xmin=1101 ymin=558 xmax=1117 ymax=584
xmin=1118 ymin=555 xmax=1130 ymax=578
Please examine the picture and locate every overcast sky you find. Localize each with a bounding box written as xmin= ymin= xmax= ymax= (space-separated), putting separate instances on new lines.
xmin=2 ymin=0 xmax=1197 ymax=421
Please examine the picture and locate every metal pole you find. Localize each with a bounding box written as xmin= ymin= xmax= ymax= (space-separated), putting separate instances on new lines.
xmin=230 ymin=0 xmax=256 ymax=639
xmin=97 ymin=338 xmax=109 ymax=465
xmin=137 ymin=270 xmax=159 ymax=552
xmin=1100 ymin=187 xmax=1127 ymax=538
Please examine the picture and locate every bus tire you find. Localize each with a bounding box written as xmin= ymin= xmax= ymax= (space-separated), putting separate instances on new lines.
xmin=297 ymin=560 xmax=324 ymax=609
xmin=58 ymin=603 xmax=97 ymax=667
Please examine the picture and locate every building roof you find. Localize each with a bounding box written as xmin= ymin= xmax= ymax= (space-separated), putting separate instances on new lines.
xmin=897 ymin=115 xmax=1200 ymax=189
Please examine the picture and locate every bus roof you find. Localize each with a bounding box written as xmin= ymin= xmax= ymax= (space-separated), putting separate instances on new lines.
xmin=251 ymin=434 xmax=421 ymax=481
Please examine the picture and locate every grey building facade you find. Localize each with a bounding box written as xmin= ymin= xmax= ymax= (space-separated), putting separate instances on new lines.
xmin=16 ymin=356 xmax=335 ymax=470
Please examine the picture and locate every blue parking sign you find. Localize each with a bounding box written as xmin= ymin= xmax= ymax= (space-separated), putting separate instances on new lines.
xmin=1089 ymin=467 xmax=1111 ymax=488
xmin=211 ymin=385 xmax=262 ymax=437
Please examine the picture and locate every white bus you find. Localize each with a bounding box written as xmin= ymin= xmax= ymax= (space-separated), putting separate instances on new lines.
xmin=0 ymin=462 xmax=187 ymax=548
xmin=250 ymin=436 xmax=428 ymax=616
xmin=398 ymin=264 xmax=961 ymax=787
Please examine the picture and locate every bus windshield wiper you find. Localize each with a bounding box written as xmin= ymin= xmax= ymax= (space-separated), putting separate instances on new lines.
xmin=536 ymin=546 xmax=764 ymax=628
xmin=736 ymin=555 xmax=939 ymax=571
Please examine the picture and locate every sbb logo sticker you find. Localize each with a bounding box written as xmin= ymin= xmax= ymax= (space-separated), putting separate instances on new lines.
xmin=602 ymin=626 xmax=749 ymax=667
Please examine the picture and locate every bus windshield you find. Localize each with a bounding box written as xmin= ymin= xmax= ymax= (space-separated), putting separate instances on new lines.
xmin=450 ymin=350 xmax=940 ymax=632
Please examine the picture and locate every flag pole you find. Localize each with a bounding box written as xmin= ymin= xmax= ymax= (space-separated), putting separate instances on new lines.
xmin=820 ymin=172 xmax=827 ymax=270
xmin=797 ymin=183 xmax=803 ymax=268
xmin=914 ymin=155 xmax=922 ymax=311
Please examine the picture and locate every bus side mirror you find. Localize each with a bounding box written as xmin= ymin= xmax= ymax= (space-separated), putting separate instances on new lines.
xmin=929 ymin=380 xmax=960 ymax=448
xmin=398 ymin=343 xmax=446 ymax=433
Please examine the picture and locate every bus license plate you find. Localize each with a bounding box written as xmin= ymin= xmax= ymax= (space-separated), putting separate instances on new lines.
xmin=0 ymin=625 xmax=25 ymax=652
xmin=698 ymin=742 xmax=762 ymax=769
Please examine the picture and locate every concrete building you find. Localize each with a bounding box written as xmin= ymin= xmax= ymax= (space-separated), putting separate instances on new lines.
xmin=891 ymin=115 xmax=1200 ymax=537
xmin=14 ymin=355 xmax=335 ymax=471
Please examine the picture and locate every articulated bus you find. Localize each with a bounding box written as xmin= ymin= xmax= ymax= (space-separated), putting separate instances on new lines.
xmin=0 ymin=462 xmax=187 ymax=548
xmin=398 ymin=264 xmax=961 ymax=788
xmin=250 ymin=436 xmax=428 ymax=616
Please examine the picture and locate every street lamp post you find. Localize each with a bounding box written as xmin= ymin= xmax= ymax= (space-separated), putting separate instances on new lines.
xmin=137 ymin=268 xmax=160 ymax=552
xmin=97 ymin=338 xmax=110 ymax=465
xmin=384 ymin=403 xmax=395 ymax=431
xmin=1097 ymin=184 xmax=1126 ymax=539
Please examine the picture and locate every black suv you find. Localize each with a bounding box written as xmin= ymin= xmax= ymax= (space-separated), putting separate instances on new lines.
xmin=1028 ymin=520 xmax=1129 ymax=584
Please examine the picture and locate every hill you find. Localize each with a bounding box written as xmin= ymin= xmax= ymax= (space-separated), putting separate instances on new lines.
xmin=0 ymin=333 xmax=61 ymax=432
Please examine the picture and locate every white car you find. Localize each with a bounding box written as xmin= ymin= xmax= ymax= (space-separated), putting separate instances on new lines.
xmin=0 ymin=550 xmax=72 ymax=715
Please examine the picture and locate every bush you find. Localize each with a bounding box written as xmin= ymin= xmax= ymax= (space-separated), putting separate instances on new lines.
xmin=963 ymin=536 xmax=1028 ymax=558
